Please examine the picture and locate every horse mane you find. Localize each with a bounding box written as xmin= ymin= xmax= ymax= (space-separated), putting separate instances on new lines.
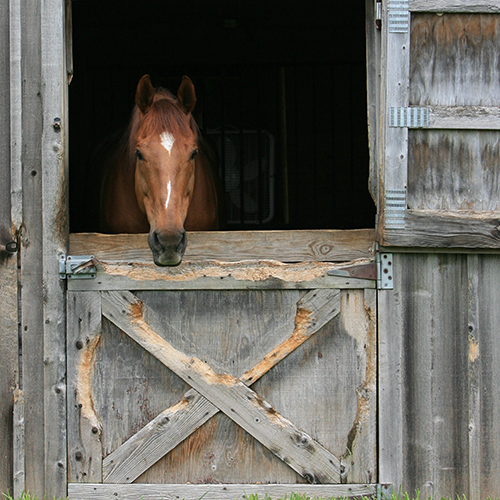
xmin=121 ymin=87 xmax=200 ymax=168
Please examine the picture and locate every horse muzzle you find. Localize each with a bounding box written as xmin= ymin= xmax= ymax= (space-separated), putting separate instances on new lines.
xmin=148 ymin=228 xmax=187 ymax=266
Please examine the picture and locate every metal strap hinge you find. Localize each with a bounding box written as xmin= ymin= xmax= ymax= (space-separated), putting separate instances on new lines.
xmin=377 ymin=252 xmax=394 ymax=289
xmin=59 ymin=255 xmax=97 ymax=280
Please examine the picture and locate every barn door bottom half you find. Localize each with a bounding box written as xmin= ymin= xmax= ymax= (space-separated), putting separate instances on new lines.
xmin=66 ymin=232 xmax=377 ymax=500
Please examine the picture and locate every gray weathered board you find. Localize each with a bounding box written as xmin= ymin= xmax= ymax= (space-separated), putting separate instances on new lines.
xmin=378 ymin=252 xmax=500 ymax=500
xmin=66 ymin=259 xmax=377 ymax=497
xmin=379 ymin=6 xmax=500 ymax=248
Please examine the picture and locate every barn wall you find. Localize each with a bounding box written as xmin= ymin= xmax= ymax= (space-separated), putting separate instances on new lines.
xmin=379 ymin=252 xmax=500 ymax=500
xmin=0 ymin=0 xmax=18 ymax=496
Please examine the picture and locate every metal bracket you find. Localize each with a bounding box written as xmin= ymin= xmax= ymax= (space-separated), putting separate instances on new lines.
xmin=377 ymin=253 xmax=394 ymax=289
xmin=388 ymin=0 xmax=409 ymax=33
xmin=377 ymin=484 xmax=394 ymax=500
xmin=59 ymin=255 xmax=97 ymax=280
xmin=390 ymin=107 xmax=429 ymax=128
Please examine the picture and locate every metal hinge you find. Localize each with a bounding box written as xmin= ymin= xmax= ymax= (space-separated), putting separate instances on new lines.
xmin=327 ymin=256 xmax=394 ymax=290
xmin=375 ymin=0 xmax=382 ymax=29
xmin=377 ymin=252 xmax=394 ymax=289
xmin=59 ymin=255 xmax=97 ymax=280
xmin=327 ymin=262 xmax=377 ymax=280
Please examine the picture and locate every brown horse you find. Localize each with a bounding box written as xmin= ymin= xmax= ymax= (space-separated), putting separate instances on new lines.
xmin=99 ymin=75 xmax=224 ymax=266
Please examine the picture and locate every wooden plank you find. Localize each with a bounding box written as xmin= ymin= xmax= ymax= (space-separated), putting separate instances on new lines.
xmin=0 ymin=254 xmax=18 ymax=495
xmin=378 ymin=269 xmax=404 ymax=490
xmin=103 ymin=289 xmax=341 ymax=483
xmin=426 ymin=106 xmax=500 ymax=130
xmin=408 ymin=130 xmax=500 ymax=212
xmin=19 ymin=0 xmax=45 ymax=493
xmin=467 ymin=255 xmax=481 ymax=500
xmin=67 ymin=292 xmax=103 ymax=483
xmin=0 ymin=0 xmax=19 ymax=492
xmin=410 ymin=0 xmax=500 ymax=13
xmin=68 ymin=483 xmax=379 ymax=500
xmin=13 ymin=389 xmax=25 ymax=500
xmin=9 ymin=0 xmax=22 ymax=228
xmin=379 ymin=0 xmax=411 ymax=235
xmin=101 ymin=290 xmax=343 ymax=483
xmin=69 ymin=229 xmax=375 ymax=263
xmin=41 ymin=0 xmax=68 ymax=496
xmin=67 ymin=259 xmax=376 ymax=292
xmin=341 ymin=288 xmax=377 ymax=484
xmin=410 ymin=14 xmax=500 ymax=107
xmin=382 ymin=209 xmax=500 ymax=248
xmin=365 ymin=0 xmax=381 ymax=206
xmin=475 ymin=255 xmax=500 ymax=499
xmin=379 ymin=254 xmax=470 ymax=498
xmin=0 ymin=0 xmax=11 ymax=237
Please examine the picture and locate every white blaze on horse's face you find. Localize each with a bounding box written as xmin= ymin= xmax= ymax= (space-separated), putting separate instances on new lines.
xmin=160 ymin=131 xmax=175 ymax=155
xmin=165 ymin=179 xmax=172 ymax=211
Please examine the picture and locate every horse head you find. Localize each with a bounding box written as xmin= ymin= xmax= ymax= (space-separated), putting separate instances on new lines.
xmin=133 ymin=75 xmax=199 ymax=266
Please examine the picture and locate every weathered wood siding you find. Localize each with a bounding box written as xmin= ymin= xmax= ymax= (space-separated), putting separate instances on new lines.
xmin=0 ymin=0 xmax=17 ymax=495
xmin=379 ymin=252 xmax=500 ymax=500
xmin=408 ymin=14 xmax=500 ymax=211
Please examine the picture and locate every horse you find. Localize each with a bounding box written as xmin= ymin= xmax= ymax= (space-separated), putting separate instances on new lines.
xmin=98 ymin=74 xmax=224 ymax=266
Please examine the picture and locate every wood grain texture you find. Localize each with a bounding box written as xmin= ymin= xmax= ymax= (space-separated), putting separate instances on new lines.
xmin=0 ymin=254 xmax=18 ymax=495
xmin=382 ymin=209 xmax=500 ymax=248
xmin=365 ymin=0 xmax=381 ymax=205
xmin=13 ymin=389 xmax=25 ymax=500
xmin=378 ymin=253 xmax=500 ymax=499
xmin=68 ymin=483 xmax=378 ymax=500
xmin=102 ymin=289 xmax=341 ymax=483
xmin=475 ymin=255 xmax=500 ymax=498
xmin=69 ymin=230 xmax=375 ymax=263
xmin=41 ymin=0 xmax=69 ymax=495
xmin=408 ymin=130 xmax=500 ymax=211
xmin=19 ymin=0 xmax=45 ymax=493
xmin=67 ymin=258 xmax=376 ymax=292
xmin=426 ymin=106 xmax=500 ymax=130
xmin=411 ymin=1 xmax=500 ymax=13
xmin=101 ymin=290 xmax=342 ymax=484
xmin=409 ymin=14 xmax=500 ymax=107
xmin=67 ymin=292 xmax=103 ymax=483
xmin=466 ymin=255 xmax=481 ymax=500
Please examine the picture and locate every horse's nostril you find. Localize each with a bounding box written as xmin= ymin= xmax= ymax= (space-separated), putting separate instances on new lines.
xmin=152 ymin=229 xmax=186 ymax=252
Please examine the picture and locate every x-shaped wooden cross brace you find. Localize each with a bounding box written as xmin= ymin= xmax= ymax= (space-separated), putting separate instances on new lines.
xmin=100 ymin=288 xmax=343 ymax=484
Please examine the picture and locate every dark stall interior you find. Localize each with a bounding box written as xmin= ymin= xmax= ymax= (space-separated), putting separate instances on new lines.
xmin=69 ymin=0 xmax=375 ymax=232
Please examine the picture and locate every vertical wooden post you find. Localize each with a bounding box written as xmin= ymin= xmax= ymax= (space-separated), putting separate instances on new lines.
xmin=19 ymin=0 xmax=45 ymax=493
xmin=41 ymin=0 xmax=69 ymax=497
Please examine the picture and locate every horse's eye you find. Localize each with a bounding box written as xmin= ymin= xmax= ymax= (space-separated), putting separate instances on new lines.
xmin=190 ymin=149 xmax=198 ymax=161
xmin=135 ymin=149 xmax=144 ymax=161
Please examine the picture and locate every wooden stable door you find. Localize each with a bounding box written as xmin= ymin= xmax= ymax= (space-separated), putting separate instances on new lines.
xmin=66 ymin=230 xmax=378 ymax=500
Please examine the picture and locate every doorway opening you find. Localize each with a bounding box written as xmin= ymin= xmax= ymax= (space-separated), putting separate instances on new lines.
xmin=69 ymin=0 xmax=375 ymax=232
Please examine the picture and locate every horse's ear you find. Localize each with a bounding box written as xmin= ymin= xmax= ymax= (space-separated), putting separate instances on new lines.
xmin=136 ymin=75 xmax=155 ymax=113
xmin=177 ymin=76 xmax=196 ymax=114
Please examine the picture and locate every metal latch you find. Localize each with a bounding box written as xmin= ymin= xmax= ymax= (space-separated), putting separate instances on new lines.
xmin=59 ymin=255 xmax=97 ymax=280
xmin=377 ymin=252 xmax=394 ymax=289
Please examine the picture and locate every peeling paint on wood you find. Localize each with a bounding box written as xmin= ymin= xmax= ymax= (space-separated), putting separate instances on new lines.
xmin=76 ymin=333 xmax=102 ymax=431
